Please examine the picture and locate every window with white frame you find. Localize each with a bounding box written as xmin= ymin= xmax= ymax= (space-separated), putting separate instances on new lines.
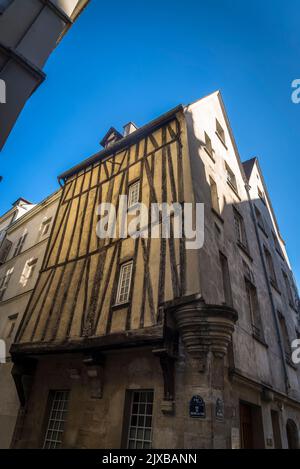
xmin=128 ymin=181 xmax=140 ymax=208
xmin=13 ymin=232 xmax=27 ymax=257
xmin=43 ymin=390 xmax=70 ymax=449
xmin=20 ymin=258 xmax=38 ymax=287
xmin=0 ymin=267 xmax=14 ymax=301
xmin=126 ymin=390 xmax=154 ymax=449
xmin=41 ymin=218 xmax=52 ymax=237
xmin=116 ymin=261 xmax=133 ymax=305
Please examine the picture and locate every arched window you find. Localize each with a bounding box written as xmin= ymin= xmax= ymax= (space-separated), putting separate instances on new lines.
xmin=286 ymin=419 xmax=299 ymax=449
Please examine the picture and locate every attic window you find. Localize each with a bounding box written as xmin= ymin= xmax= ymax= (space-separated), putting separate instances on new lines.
xmin=100 ymin=127 xmax=123 ymax=149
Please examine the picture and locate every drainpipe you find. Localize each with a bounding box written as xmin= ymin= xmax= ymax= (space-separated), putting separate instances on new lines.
xmin=245 ymin=183 xmax=290 ymax=395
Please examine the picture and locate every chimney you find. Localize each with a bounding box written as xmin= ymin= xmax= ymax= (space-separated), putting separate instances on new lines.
xmin=123 ymin=122 xmax=138 ymax=137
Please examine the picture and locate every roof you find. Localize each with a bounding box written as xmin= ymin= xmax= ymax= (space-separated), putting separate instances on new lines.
xmin=12 ymin=197 xmax=32 ymax=207
xmin=242 ymin=158 xmax=257 ymax=181
xmin=58 ymin=105 xmax=184 ymax=182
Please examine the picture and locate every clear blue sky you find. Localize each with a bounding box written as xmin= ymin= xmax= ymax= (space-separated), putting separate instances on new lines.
xmin=0 ymin=0 xmax=299 ymax=285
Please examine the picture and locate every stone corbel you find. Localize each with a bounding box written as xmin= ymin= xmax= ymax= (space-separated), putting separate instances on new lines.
xmin=172 ymin=295 xmax=238 ymax=372
xmin=11 ymin=357 xmax=37 ymax=407
xmin=83 ymin=353 xmax=105 ymax=399
xmin=153 ymin=345 xmax=177 ymax=415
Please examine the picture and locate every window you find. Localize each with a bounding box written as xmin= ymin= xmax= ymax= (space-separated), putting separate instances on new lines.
xmin=233 ymin=207 xmax=248 ymax=250
xmin=0 ymin=238 xmax=12 ymax=264
xmin=272 ymin=232 xmax=282 ymax=257
xmin=204 ymin=132 xmax=213 ymax=158
xmin=116 ymin=261 xmax=133 ymax=305
xmin=0 ymin=268 xmax=13 ymax=301
xmin=6 ymin=314 xmax=18 ymax=340
xmin=219 ymin=252 xmax=233 ymax=306
xmin=13 ymin=232 xmax=27 ymax=257
xmin=209 ymin=176 xmax=220 ymax=214
xmin=282 ymin=270 xmax=294 ymax=307
xmin=216 ymin=119 xmax=226 ymax=145
xmin=20 ymin=258 xmax=38 ymax=287
xmin=43 ymin=390 xmax=70 ymax=449
xmin=255 ymin=206 xmax=266 ymax=233
xmin=225 ymin=163 xmax=238 ymax=192
xmin=264 ymin=246 xmax=277 ymax=287
xmin=41 ymin=218 xmax=52 ymax=237
xmin=278 ymin=312 xmax=291 ymax=361
xmin=258 ymin=187 xmax=266 ymax=204
xmin=126 ymin=390 xmax=153 ymax=449
xmin=128 ymin=181 xmax=140 ymax=208
xmin=244 ymin=269 xmax=264 ymax=340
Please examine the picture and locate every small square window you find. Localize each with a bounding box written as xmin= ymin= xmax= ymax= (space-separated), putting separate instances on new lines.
xmin=116 ymin=261 xmax=133 ymax=305
xmin=128 ymin=181 xmax=140 ymax=208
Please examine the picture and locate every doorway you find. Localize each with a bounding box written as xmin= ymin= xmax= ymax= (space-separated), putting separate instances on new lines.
xmin=240 ymin=401 xmax=265 ymax=449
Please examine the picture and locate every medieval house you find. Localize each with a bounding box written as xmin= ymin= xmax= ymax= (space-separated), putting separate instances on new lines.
xmin=4 ymin=91 xmax=300 ymax=449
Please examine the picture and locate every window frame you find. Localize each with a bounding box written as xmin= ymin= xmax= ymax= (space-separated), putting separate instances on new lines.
xmin=41 ymin=218 xmax=52 ymax=237
xmin=264 ymin=246 xmax=278 ymax=288
xmin=128 ymin=180 xmax=140 ymax=209
xmin=216 ymin=119 xmax=226 ymax=146
xmin=225 ymin=162 xmax=238 ymax=193
xmin=123 ymin=389 xmax=154 ymax=449
xmin=115 ymin=260 xmax=133 ymax=306
xmin=209 ymin=176 xmax=220 ymax=214
xmin=43 ymin=390 xmax=70 ymax=449
xmin=233 ymin=207 xmax=249 ymax=251
xmin=13 ymin=232 xmax=27 ymax=257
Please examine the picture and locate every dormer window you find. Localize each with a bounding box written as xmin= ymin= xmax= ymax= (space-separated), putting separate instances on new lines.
xmin=100 ymin=127 xmax=123 ymax=149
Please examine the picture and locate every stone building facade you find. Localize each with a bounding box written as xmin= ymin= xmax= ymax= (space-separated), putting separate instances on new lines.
xmin=0 ymin=0 xmax=90 ymax=150
xmin=0 ymin=190 xmax=60 ymax=448
xmin=9 ymin=91 xmax=300 ymax=449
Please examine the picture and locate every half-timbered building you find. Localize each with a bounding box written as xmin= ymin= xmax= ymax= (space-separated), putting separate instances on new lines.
xmin=9 ymin=92 xmax=300 ymax=449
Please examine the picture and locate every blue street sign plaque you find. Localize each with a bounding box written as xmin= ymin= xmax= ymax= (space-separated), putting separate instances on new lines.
xmin=189 ymin=396 xmax=205 ymax=418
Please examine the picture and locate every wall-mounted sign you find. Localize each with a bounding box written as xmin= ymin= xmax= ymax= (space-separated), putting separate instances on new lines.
xmin=189 ymin=396 xmax=205 ymax=418
xmin=216 ymin=398 xmax=224 ymax=420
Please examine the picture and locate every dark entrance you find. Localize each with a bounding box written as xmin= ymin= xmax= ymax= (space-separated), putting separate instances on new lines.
xmin=271 ymin=410 xmax=282 ymax=449
xmin=239 ymin=401 xmax=265 ymax=449
xmin=286 ymin=419 xmax=299 ymax=449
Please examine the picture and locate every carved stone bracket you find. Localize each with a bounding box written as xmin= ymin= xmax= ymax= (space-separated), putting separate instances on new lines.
xmin=83 ymin=353 xmax=105 ymax=399
xmin=172 ymin=295 xmax=238 ymax=372
xmin=153 ymin=347 xmax=176 ymax=415
xmin=152 ymin=314 xmax=178 ymax=415
xmin=11 ymin=357 xmax=37 ymax=407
